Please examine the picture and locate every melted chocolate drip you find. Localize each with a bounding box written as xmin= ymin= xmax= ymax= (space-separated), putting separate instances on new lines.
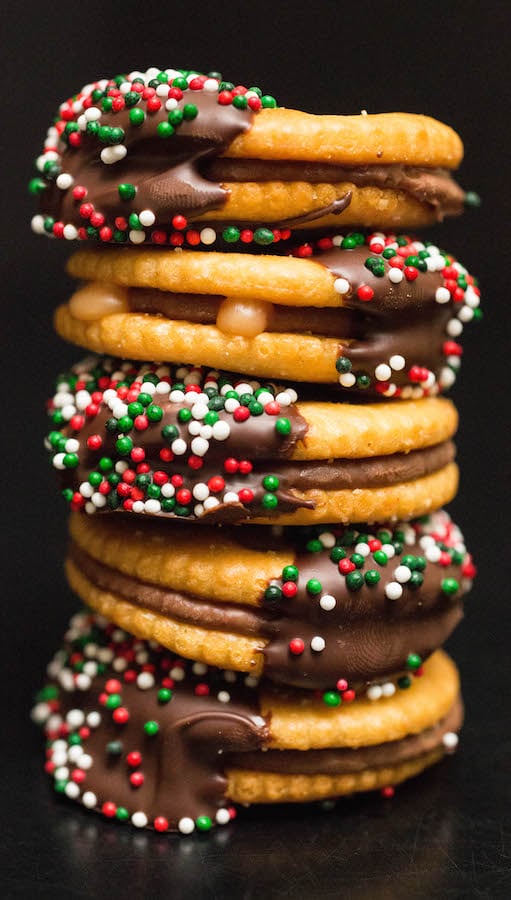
xmin=41 ymin=92 xmax=253 ymax=228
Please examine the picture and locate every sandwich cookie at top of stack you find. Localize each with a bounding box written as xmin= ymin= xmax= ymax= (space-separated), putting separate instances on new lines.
xmin=57 ymin=232 xmax=481 ymax=399
xmin=32 ymin=610 xmax=463 ymax=834
xmin=65 ymin=510 xmax=475 ymax=692
xmin=30 ymin=67 xmax=470 ymax=255
xmin=46 ymin=357 xmax=459 ymax=525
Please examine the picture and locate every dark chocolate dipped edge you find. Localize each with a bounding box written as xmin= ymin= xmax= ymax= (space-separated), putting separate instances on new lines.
xmin=32 ymin=610 xmax=462 ymax=833
xmin=30 ymin=68 xmax=469 ymax=252
xmin=67 ymin=510 xmax=474 ymax=691
xmin=47 ymin=357 xmax=456 ymax=524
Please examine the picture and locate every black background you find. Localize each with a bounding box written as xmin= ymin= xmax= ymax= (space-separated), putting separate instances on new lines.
xmin=2 ymin=1 xmax=510 ymax=897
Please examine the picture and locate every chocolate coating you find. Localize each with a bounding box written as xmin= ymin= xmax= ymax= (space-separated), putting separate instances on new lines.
xmin=34 ymin=611 xmax=462 ymax=831
xmin=68 ymin=510 xmax=471 ymax=690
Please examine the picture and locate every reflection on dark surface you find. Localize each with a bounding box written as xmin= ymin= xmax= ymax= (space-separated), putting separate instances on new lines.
xmin=47 ymin=767 xmax=460 ymax=899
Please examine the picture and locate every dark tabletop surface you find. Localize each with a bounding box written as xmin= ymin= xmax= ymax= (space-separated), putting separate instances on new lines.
xmin=2 ymin=2 xmax=510 ymax=897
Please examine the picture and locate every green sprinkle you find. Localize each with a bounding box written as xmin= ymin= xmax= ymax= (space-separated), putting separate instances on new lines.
xmin=107 ymin=740 xmax=123 ymax=756
xmin=398 ymin=675 xmax=412 ymax=689
xmin=183 ymin=103 xmax=199 ymax=120
xmin=264 ymin=585 xmax=282 ymax=603
xmin=282 ymin=565 xmax=299 ymax=582
xmin=146 ymin=404 xmax=163 ymax=423
xmin=105 ymin=693 xmax=122 ymax=710
xmin=373 ymin=550 xmax=388 ymax=566
xmin=330 ymin=547 xmax=346 ymax=563
xmin=158 ymin=689 xmax=173 ymax=704
xmin=262 ymin=475 xmax=279 ymax=491
xmin=118 ymin=183 xmax=136 ymax=201
xmin=116 ymin=807 xmax=130 ymax=822
xmin=144 ymin=720 xmax=159 ymax=736
xmin=262 ymin=492 xmax=278 ymax=509
xmin=275 ymin=417 xmax=291 ymax=436
xmin=406 ymin=653 xmax=422 ymax=670
xmin=157 ymin=122 xmax=175 ymax=138
xmin=365 ymin=570 xmax=381 ymax=586
xmin=346 ymin=571 xmax=364 ymax=591
xmin=196 ymin=815 xmax=212 ymax=831
xmin=323 ymin=691 xmax=341 ymax=707
xmin=129 ymin=107 xmax=146 ymax=125
xmin=306 ymin=579 xmax=322 ymax=595
xmin=254 ymin=227 xmax=274 ymax=245
xmin=335 ymin=356 xmax=352 ymax=374
xmin=115 ymin=436 xmax=133 ymax=456
xmin=441 ymin=577 xmax=459 ymax=595
xmin=168 ymin=109 xmax=184 ymax=127
xmin=223 ymin=226 xmax=240 ymax=243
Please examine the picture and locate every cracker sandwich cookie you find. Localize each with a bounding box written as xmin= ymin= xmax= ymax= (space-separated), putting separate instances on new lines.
xmin=46 ymin=357 xmax=458 ymax=525
xmin=33 ymin=610 xmax=463 ymax=833
xmin=66 ymin=510 xmax=475 ymax=692
xmin=60 ymin=233 xmax=481 ymax=397
xmin=30 ymin=67 xmax=471 ymax=253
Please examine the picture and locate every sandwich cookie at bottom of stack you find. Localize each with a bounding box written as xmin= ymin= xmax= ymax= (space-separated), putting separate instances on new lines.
xmin=32 ymin=610 xmax=463 ymax=833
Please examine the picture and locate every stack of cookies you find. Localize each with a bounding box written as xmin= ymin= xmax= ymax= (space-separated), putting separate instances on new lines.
xmin=30 ymin=67 xmax=479 ymax=834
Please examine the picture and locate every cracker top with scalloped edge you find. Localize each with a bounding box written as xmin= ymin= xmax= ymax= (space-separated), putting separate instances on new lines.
xmin=30 ymin=67 xmax=468 ymax=248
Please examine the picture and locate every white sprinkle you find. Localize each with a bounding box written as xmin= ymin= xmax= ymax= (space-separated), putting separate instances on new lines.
xmin=311 ymin=636 xmax=326 ymax=652
xmin=223 ymin=670 xmax=237 ymax=683
xmin=31 ymin=215 xmax=46 ymax=234
xmin=54 ymin=766 xmax=69 ymax=781
xmin=354 ymin=542 xmax=370 ymax=557
xmin=63 ymin=224 xmax=78 ymax=240
xmin=382 ymin=682 xmax=396 ymax=698
xmin=137 ymin=672 xmax=155 ymax=690
xmin=91 ymin=492 xmax=107 ymax=508
xmin=191 ymin=402 xmax=209 ymax=420
xmin=223 ymin=492 xmax=239 ymax=504
xmin=66 ymin=708 xmax=85 ymax=729
xmin=144 ymin=499 xmax=161 ymax=514
xmin=458 ymin=305 xmax=474 ymax=323
xmin=161 ymin=483 xmax=175 ymax=498
xmin=139 ymin=209 xmax=156 ymax=227
xmin=320 ymin=594 xmax=337 ymax=611
xmin=334 ymin=277 xmax=350 ymax=294
xmin=464 ymin=286 xmax=480 ymax=308
xmin=82 ymin=791 xmax=97 ymax=809
xmin=375 ymin=363 xmax=392 ymax=382
xmin=31 ymin=702 xmax=50 ymax=724
xmin=75 ymin=673 xmax=92 ymax=691
xmin=129 ymin=230 xmax=146 ymax=244
xmin=435 ymin=287 xmax=451 ymax=304
xmin=203 ymin=497 xmax=220 ymax=511
xmin=193 ymin=483 xmax=210 ymax=501
xmin=140 ymin=381 xmax=156 ymax=395
xmin=85 ymin=106 xmax=102 ymax=120
xmin=170 ymin=389 xmax=185 ymax=403
xmin=191 ymin=436 xmax=209 ymax=457
xmin=318 ymin=531 xmax=336 ymax=549
xmin=245 ymin=675 xmax=259 ymax=688
xmin=65 ymin=782 xmax=81 ymax=800
xmin=200 ymin=227 xmax=217 ymax=245
xmin=217 ymin=691 xmax=231 ymax=703
xmin=216 ymin=808 xmax=231 ymax=825
xmin=132 ymin=501 xmax=144 ymax=514
xmin=394 ymin=565 xmax=412 ymax=583
xmin=381 ymin=544 xmax=396 ymax=559
xmin=193 ymin=662 xmax=208 ymax=675
xmin=200 ymin=425 xmax=213 ymax=440
xmin=447 ymin=318 xmax=463 ymax=337
xmin=132 ymin=812 xmax=148 ymax=829
xmin=212 ymin=420 xmax=230 ymax=441
xmin=171 ymin=438 xmax=187 ymax=455
xmin=339 ymin=372 xmax=356 ymax=387
xmin=224 ymin=398 xmax=240 ymax=413
xmin=442 ymin=731 xmax=459 ymax=751
xmin=389 ymin=354 xmax=405 ymax=371
xmin=426 ymin=545 xmax=442 ymax=563
xmin=367 ymin=685 xmax=383 ymax=701
xmin=165 ymin=97 xmax=179 ymax=110
xmin=385 ymin=582 xmax=403 ymax=600
xmin=276 ymin=391 xmax=292 ymax=406
xmin=204 ymin=78 xmax=220 ymax=92
xmin=155 ymin=381 xmax=170 ymax=395
xmin=178 ymin=817 xmax=195 ymax=834
xmin=388 ymin=268 xmax=404 ymax=284
xmin=51 ymin=751 xmax=68 ymax=768
xmin=56 ymin=173 xmax=74 ymax=190
xmin=67 ymin=745 xmax=83 ymax=764
xmin=170 ymin=666 xmax=185 ymax=681
xmin=101 ymin=144 xmax=127 ymax=165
